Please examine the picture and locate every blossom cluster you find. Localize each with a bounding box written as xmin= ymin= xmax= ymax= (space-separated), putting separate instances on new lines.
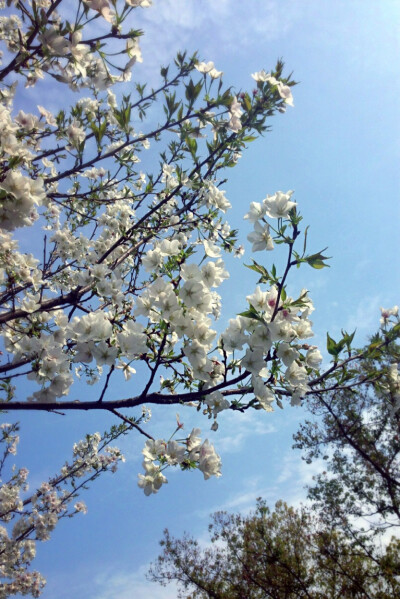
xmin=138 ymin=428 xmax=221 ymax=495
xmin=251 ymin=69 xmax=295 ymax=107
xmin=0 ymin=1 xmax=149 ymax=91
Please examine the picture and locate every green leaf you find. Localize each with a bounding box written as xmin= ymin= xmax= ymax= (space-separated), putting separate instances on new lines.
xmin=219 ymin=89 xmax=233 ymax=107
xmin=9 ymin=152 xmax=25 ymax=169
xmin=186 ymin=136 xmax=197 ymax=156
xmin=302 ymin=225 xmax=309 ymax=255
xmin=308 ymin=259 xmax=328 ymax=269
xmin=242 ymin=135 xmax=257 ymax=143
xmin=244 ymin=260 xmax=269 ymax=281
xmin=238 ymin=309 xmax=264 ymax=323
xmin=327 ymin=333 xmax=339 ymax=357
xmin=185 ymin=79 xmax=203 ymax=106
xmin=304 ymin=248 xmax=331 ymax=269
xmin=341 ymin=328 xmax=356 ymax=351
xmin=392 ymin=322 xmax=400 ymax=335
xmin=243 ymin=93 xmax=252 ymax=112
xmin=185 ymin=79 xmax=195 ymax=102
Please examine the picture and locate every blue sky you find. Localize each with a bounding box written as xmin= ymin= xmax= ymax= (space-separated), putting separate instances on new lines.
xmin=6 ymin=1 xmax=400 ymax=597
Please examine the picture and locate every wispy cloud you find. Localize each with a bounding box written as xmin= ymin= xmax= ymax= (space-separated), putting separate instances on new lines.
xmin=93 ymin=563 xmax=178 ymax=599
xmin=132 ymin=0 xmax=303 ymax=84
xmin=217 ymin=410 xmax=277 ymax=453
xmin=194 ymin=474 xmax=275 ymax=517
xmin=274 ymin=451 xmax=325 ymax=507
xmin=345 ymin=294 xmax=382 ymax=335
xmin=199 ymin=446 xmax=325 ymax=518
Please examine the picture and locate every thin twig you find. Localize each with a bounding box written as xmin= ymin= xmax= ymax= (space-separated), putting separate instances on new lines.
xmin=109 ymin=408 xmax=154 ymax=440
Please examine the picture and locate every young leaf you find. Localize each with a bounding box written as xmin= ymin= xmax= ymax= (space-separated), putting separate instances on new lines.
xmin=327 ymin=333 xmax=339 ymax=357
xmin=305 ymin=249 xmax=331 ymax=269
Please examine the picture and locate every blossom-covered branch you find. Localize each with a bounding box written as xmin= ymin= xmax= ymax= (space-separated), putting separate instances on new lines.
xmin=0 ymin=1 xmax=399 ymax=593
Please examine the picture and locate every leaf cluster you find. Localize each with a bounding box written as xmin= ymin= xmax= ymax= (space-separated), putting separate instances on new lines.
xmin=150 ymin=499 xmax=400 ymax=598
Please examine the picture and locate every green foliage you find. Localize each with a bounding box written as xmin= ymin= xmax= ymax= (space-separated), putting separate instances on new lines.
xmin=150 ymin=499 xmax=400 ymax=598
xmin=294 ymin=332 xmax=400 ymax=533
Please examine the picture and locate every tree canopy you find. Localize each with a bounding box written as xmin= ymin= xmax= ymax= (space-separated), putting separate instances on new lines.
xmin=150 ymin=498 xmax=400 ymax=599
xmin=294 ymin=332 xmax=400 ymax=535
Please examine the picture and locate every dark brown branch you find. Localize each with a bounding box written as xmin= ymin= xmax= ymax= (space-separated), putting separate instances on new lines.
xmin=108 ymin=408 xmax=154 ymax=440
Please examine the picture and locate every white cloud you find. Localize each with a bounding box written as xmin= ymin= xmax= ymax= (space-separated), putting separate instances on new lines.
xmin=274 ymin=451 xmax=325 ymax=508
xmin=217 ymin=410 xmax=277 ymax=453
xmin=344 ymin=294 xmax=382 ymax=335
xmin=195 ymin=474 xmax=275 ymax=517
xmin=93 ymin=563 xmax=178 ymax=599
xmin=201 ymin=446 xmax=325 ymax=518
xmin=132 ymin=0 xmax=303 ymax=84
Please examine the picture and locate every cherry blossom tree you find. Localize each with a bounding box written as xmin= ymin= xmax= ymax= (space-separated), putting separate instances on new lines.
xmin=0 ymin=1 xmax=399 ymax=595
